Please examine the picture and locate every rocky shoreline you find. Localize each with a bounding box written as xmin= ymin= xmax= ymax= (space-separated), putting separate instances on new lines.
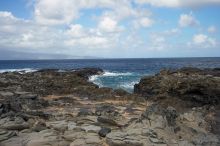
xmin=0 ymin=67 xmax=219 ymax=146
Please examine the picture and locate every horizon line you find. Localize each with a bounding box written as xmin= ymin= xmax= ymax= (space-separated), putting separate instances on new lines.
xmin=0 ymin=56 xmax=220 ymax=61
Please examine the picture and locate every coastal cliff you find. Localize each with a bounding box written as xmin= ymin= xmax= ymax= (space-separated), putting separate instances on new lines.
xmin=0 ymin=67 xmax=219 ymax=146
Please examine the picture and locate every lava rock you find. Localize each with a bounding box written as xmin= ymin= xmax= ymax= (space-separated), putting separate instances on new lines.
xmin=98 ymin=127 xmax=111 ymax=137
xmin=134 ymin=68 xmax=220 ymax=106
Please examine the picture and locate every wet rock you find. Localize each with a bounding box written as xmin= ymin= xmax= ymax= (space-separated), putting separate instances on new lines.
xmin=98 ymin=127 xmax=111 ymax=137
xmin=74 ymin=67 xmax=104 ymax=78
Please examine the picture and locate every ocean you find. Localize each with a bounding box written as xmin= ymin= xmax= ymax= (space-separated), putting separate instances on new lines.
xmin=0 ymin=58 xmax=220 ymax=92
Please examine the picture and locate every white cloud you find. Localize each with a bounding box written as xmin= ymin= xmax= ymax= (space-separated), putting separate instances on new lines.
xmin=34 ymin=0 xmax=141 ymax=25
xmin=35 ymin=0 xmax=79 ymax=25
xmin=135 ymin=0 xmax=179 ymax=7
xmin=0 ymin=11 xmax=14 ymax=19
xmin=135 ymin=0 xmax=220 ymax=8
xmin=193 ymin=34 xmax=208 ymax=44
xmin=1 ymin=0 xmax=219 ymax=58
xmin=179 ymin=13 xmax=199 ymax=27
xmin=34 ymin=0 xmax=153 ymax=26
xmin=148 ymin=34 xmax=168 ymax=51
xmin=98 ymin=17 xmax=120 ymax=33
xmin=133 ymin=17 xmax=154 ymax=29
xmin=0 ymin=11 xmax=117 ymax=55
xmin=163 ymin=28 xmax=180 ymax=36
xmin=139 ymin=17 xmax=154 ymax=27
xmin=188 ymin=34 xmax=217 ymax=48
xmin=65 ymin=36 xmax=110 ymax=49
xmin=0 ymin=12 xmax=123 ymax=55
xmin=66 ymin=24 xmax=86 ymax=38
xmin=208 ymin=26 xmax=217 ymax=33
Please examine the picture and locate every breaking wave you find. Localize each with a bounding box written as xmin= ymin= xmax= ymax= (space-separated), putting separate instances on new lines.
xmin=102 ymin=71 xmax=133 ymax=77
xmin=0 ymin=68 xmax=37 ymax=74
xmin=89 ymin=71 xmax=141 ymax=92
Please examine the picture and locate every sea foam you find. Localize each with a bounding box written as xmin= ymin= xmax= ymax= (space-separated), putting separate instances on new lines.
xmin=0 ymin=68 xmax=37 ymax=74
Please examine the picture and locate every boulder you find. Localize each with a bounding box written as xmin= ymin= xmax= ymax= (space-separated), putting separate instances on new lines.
xmin=74 ymin=68 xmax=103 ymax=79
xmin=141 ymin=104 xmax=178 ymax=129
xmin=165 ymin=106 xmax=178 ymax=126
xmin=98 ymin=127 xmax=111 ymax=137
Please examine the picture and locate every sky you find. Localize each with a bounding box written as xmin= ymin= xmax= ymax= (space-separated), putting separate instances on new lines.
xmin=0 ymin=0 xmax=220 ymax=59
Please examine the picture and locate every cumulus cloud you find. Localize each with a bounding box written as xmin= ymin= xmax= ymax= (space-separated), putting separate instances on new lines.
xmin=34 ymin=0 xmax=79 ymax=25
xmin=66 ymin=24 xmax=86 ymax=38
xmin=179 ymin=13 xmax=199 ymax=27
xmin=65 ymin=36 xmax=110 ymax=48
xmin=147 ymin=34 xmax=168 ymax=51
xmin=34 ymin=0 xmax=142 ymax=25
xmin=208 ymin=25 xmax=217 ymax=33
xmin=188 ymin=34 xmax=217 ymax=48
xmin=135 ymin=0 xmax=220 ymax=8
xmin=98 ymin=17 xmax=123 ymax=33
xmin=163 ymin=28 xmax=180 ymax=36
xmin=0 ymin=11 xmax=118 ymax=56
xmin=0 ymin=9 xmax=124 ymax=55
xmin=1 ymin=0 xmax=219 ymax=58
xmin=133 ymin=17 xmax=154 ymax=28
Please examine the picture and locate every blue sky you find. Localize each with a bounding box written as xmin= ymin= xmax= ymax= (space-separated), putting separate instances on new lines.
xmin=0 ymin=0 xmax=219 ymax=59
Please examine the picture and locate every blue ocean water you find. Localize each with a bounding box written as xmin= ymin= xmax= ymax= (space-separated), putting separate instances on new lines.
xmin=0 ymin=58 xmax=220 ymax=92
